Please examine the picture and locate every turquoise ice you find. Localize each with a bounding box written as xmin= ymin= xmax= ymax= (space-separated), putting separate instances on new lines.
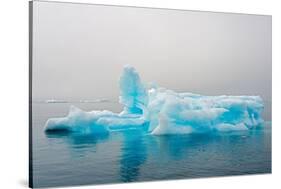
xmin=119 ymin=65 xmax=148 ymax=115
xmin=45 ymin=65 xmax=264 ymax=135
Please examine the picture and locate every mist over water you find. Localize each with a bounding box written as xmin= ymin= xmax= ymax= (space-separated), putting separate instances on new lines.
xmin=32 ymin=2 xmax=271 ymax=103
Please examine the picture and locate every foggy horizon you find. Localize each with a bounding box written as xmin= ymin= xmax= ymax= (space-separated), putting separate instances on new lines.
xmin=32 ymin=1 xmax=272 ymax=102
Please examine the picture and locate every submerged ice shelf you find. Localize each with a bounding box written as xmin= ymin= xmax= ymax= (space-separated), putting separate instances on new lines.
xmin=45 ymin=65 xmax=264 ymax=135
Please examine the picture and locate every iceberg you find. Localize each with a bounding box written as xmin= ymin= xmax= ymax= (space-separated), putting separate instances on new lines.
xmin=119 ymin=65 xmax=148 ymax=115
xmin=147 ymin=89 xmax=263 ymax=135
xmin=45 ymin=65 xmax=264 ymax=135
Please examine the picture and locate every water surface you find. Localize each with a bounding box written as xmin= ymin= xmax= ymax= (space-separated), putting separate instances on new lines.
xmin=32 ymin=102 xmax=271 ymax=188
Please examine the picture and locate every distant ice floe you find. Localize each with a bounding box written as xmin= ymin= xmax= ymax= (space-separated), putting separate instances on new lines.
xmin=45 ymin=65 xmax=264 ymax=135
xmin=44 ymin=98 xmax=109 ymax=104
xmin=79 ymin=98 xmax=109 ymax=103
xmin=45 ymin=99 xmax=68 ymax=103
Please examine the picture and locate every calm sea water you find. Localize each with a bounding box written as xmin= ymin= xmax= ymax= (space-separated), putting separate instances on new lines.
xmin=32 ymin=102 xmax=271 ymax=188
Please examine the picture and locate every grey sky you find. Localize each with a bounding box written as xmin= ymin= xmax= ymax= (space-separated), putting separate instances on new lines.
xmin=32 ymin=1 xmax=272 ymax=102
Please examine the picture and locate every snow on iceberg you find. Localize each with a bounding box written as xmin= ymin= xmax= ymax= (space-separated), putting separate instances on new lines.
xmin=45 ymin=65 xmax=264 ymax=135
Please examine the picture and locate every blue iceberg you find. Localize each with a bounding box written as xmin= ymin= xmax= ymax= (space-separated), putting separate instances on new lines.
xmin=45 ymin=65 xmax=264 ymax=135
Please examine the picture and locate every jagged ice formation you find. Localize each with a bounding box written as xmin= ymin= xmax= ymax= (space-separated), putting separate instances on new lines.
xmin=45 ymin=65 xmax=264 ymax=135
